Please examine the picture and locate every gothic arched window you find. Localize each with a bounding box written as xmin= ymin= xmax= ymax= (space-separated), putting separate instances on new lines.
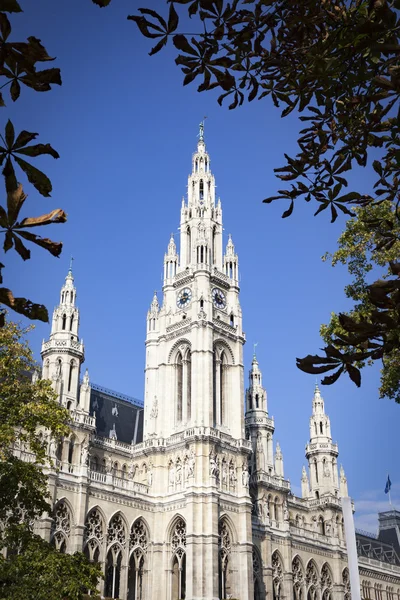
xmin=67 ymin=435 xmax=75 ymax=465
xmin=186 ymin=349 xmax=191 ymax=422
xmin=51 ymin=501 xmax=72 ymax=553
xmin=219 ymin=519 xmax=232 ymax=599
xmin=253 ymin=547 xmax=264 ymax=600
xmin=292 ymin=556 xmax=305 ymax=600
xmin=176 ymin=353 xmax=183 ymax=423
xmin=171 ymin=518 xmax=186 ymax=600
xmin=68 ymin=360 xmax=75 ymax=392
xmin=70 ymin=313 xmax=74 ymax=331
xmin=105 ymin=513 xmax=127 ymax=599
xmin=199 ymin=179 xmax=204 ymax=200
xmin=128 ymin=519 xmax=148 ymax=600
xmin=62 ymin=313 xmax=67 ymax=330
xmin=321 ymin=563 xmax=333 ymax=600
xmin=84 ymin=508 xmax=104 ymax=562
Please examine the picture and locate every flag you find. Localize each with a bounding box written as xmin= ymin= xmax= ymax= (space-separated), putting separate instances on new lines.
xmin=385 ymin=475 xmax=392 ymax=494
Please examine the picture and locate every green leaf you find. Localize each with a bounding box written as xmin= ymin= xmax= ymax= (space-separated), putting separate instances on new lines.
xmin=0 ymin=91 xmax=5 ymax=107
xmin=0 ymin=288 xmax=48 ymax=322
xmin=17 ymin=230 xmax=62 ymax=257
xmin=149 ymin=36 xmax=168 ymax=56
xmin=0 ymin=12 xmax=11 ymax=40
xmin=10 ymin=79 xmax=20 ymax=101
xmin=6 ymin=183 xmax=27 ymax=226
xmin=15 ymin=143 xmax=59 ymax=159
xmin=5 ymin=119 xmax=14 ymax=148
xmin=173 ymin=34 xmax=197 ymax=55
xmin=13 ymin=130 xmax=38 ymax=150
xmin=13 ymin=155 xmax=53 ymax=197
xmin=12 ymin=232 xmax=30 ymax=260
xmin=3 ymin=230 xmax=12 ymax=252
xmin=346 ymin=364 xmax=361 ymax=387
xmin=0 ymin=0 xmax=22 ymax=12
xmin=282 ymin=200 xmax=294 ymax=218
xmin=168 ymin=3 xmax=179 ymax=33
xmin=336 ymin=191 xmax=361 ymax=203
xmin=2 ymin=156 xmax=17 ymax=193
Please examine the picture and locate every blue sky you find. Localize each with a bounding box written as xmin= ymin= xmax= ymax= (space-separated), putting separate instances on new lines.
xmin=8 ymin=0 xmax=398 ymax=532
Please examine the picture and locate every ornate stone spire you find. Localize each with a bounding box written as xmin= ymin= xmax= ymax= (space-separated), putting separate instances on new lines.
xmin=339 ymin=465 xmax=348 ymax=497
xmin=305 ymin=385 xmax=339 ymax=498
xmin=41 ymin=266 xmax=85 ymax=412
xmin=275 ymin=442 xmax=284 ymax=478
xmin=301 ymin=465 xmax=310 ymax=498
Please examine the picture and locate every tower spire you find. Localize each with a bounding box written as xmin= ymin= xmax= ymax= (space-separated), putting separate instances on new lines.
xmin=305 ymin=386 xmax=340 ymax=498
xmin=41 ymin=269 xmax=85 ymax=412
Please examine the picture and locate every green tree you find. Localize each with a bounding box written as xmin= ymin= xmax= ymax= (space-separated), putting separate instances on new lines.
xmin=126 ymin=0 xmax=400 ymax=397
xmin=0 ymin=319 xmax=101 ymax=598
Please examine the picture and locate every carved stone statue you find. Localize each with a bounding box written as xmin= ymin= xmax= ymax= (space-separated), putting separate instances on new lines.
xmin=80 ymin=439 xmax=89 ymax=465
xmin=169 ymin=463 xmax=175 ymax=486
xmin=128 ymin=461 xmax=137 ymax=480
xmin=210 ymin=451 xmax=218 ymax=477
xmin=256 ymin=431 xmax=265 ymax=471
xmin=222 ymin=461 xmax=228 ymax=485
xmin=187 ymin=450 xmax=195 ymax=478
xmin=150 ymin=396 xmax=158 ymax=419
xmin=49 ymin=438 xmax=57 ymax=458
xmin=242 ymin=462 xmax=249 ymax=487
xmin=176 ymin=462 xmax=182 ymax=484
xmin=283 ymin=499 xmax=289 ymax=521
xmin=147 ymin=462 xmax=153 ymax=486
xmin=229 ymin=462 xmax=237 ymax=486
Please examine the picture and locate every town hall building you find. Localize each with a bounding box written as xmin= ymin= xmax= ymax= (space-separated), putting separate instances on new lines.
xmin=23 ymin=128 xmax=400 ymax=599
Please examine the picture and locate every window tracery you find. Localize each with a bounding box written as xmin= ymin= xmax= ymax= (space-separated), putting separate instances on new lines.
xmin=130 ymin=519 xmax=148 ymax=554
xmin=52 ymin=501 xmax=71 ymax=552
xmin=107 ymin=513 xmax=126 ymax=547
xmin=171 ymin=518 xmax=186 ymax=558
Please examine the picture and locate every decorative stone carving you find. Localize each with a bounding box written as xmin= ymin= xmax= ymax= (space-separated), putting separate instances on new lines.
xmin=171 ymin=518 xmax=186 ymax=557
xmin=219 ymin=520 xmax=231 ymax=571
xmin=150 ymin=396 xmax=158 ymax=419
xmin=147 ymin=461 xmax=153 ymax=486
xmin=306 ymin=561 xmax=319 ymax=587
xmin=84 ymin=509 xmax=103 ymax=545
xmin=242 ymin=461 xmax=249 ymax=487
xmin=186 ymin=450 xmax=195 ymax=478
xmin=80 ymin=438 xmax=89 ymax=465
xmin=210 ymin=449 xmax=219 ymax=480
xmin=52 ymin=501 xmax=71 ymax=550
xmin=283 ymin=499 xmax=289 ymax=521
xmin=107 ymin=514 xmax=126 ymax=547
xmin=130 ymin=519 xmax=148 ymax=553
xmin=229 ymin=461 xmax=236 ymax=487
xmin=252 ymin=548 xmax=262 ymax=580
xmin=293 ymin=556 xmax=304 ymax=584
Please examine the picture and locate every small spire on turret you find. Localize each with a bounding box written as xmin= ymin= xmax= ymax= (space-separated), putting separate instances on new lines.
xmin=167 ymin=233 xmax=177 ymax=256
xmin=339 ymin=464 xmax=348 ymax=497
xmin=301 ymin=465 xmax=310 ymax=498
xmin=83 ymin=368 xmax=90 ymax=386
xmin=275 ymin=442 xmax=284 ymax=477
xmin=225 ymin=234 xmax=235 ymax=256
xmin=150 ymin=291 xmax=160 ymax=313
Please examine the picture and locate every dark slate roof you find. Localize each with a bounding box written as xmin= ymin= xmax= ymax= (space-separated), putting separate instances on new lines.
xmin=89 ymin=382 xmax=143 ymax=445
xmin=356 ymin=529 xmax=400 ymax=566
xmin=378 ymin=510 xmax=400 ymax=556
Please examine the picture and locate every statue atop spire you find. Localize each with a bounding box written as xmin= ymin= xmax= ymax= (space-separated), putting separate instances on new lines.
xmin=198 ymin=117 xmax=207 ymax=143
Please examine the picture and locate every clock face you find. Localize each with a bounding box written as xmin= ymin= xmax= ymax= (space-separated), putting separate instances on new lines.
xmin=212 ymin=288 xmax=226 ymax=309
xmin=177 ymin=287 xmax=192 ymax=309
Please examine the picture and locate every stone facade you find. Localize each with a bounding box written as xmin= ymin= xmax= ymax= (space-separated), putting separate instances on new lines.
xmin=25 ymin=130 xmax=400 ymax=600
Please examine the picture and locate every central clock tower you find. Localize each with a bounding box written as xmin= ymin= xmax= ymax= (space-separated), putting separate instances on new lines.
xmin=143 ymin=126 xmax=245 ymax=441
